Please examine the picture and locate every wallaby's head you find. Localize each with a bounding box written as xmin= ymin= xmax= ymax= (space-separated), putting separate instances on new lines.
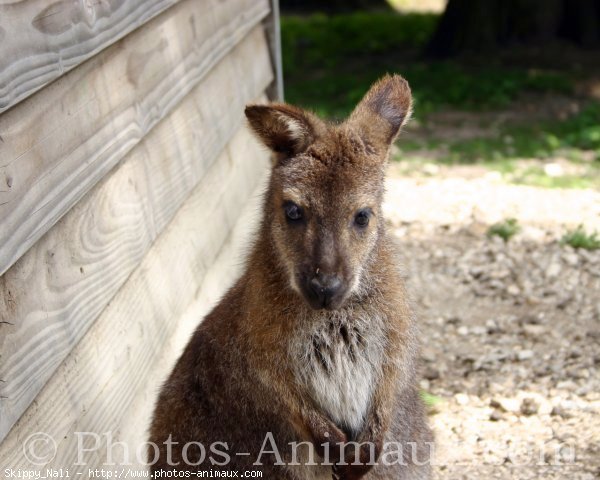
xmin=245 ymin=75 xmax=412 ymax=310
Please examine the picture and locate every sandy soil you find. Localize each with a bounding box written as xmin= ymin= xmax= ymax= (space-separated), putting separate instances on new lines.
xmin=384 ymin=167 xmax=600 ymax=479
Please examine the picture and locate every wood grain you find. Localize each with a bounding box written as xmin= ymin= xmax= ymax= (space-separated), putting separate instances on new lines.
xmin=118 ymin=172 xmax=268 ymax=470
xmin=0 ymin=27 xmax=272 ymax=443
xmin=0 ymin=0 xmax=180 ymax=113
xmin=0 ymin=0 xmax=270 ymax=276
xmin=0 ymin=126 xmax=270 ymax=469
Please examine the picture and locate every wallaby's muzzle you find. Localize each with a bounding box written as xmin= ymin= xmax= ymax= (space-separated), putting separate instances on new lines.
xmin=302 ymin=271 xmax=345 ymax=310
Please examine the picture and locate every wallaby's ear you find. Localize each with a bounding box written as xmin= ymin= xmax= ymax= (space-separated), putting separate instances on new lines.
xmin=245 ymin=103 xmax=323 ymax=160
xmin=346 ymin=74 xmax=412 ymax=154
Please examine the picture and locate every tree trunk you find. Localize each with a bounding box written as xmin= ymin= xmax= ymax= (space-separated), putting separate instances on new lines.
xmin=558 ymin=0 xmax=600 ymax=46
xmin=426 ymin=0 xmax=600 ymax=57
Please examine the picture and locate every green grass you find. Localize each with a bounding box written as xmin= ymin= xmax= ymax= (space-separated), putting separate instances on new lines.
xmin=487 ymin=218 xmax=520 ymax=241
xmin=282 ymin=12 xmax=436 ymax=75
xmin=407 ymin=64 xmax=572 ymax=117
xmin=281 ymin=12 xmax=574 ymax=120
xmin=508 ymin=165 xmax=599 ymax=190
xmin=561 ymin=226 xmax=600 ymax=250
xmin=432 ymin=103 xmax=600 ymax=164
xmin=394 ymin=103 xmax=600 ymax=163
xmin=394 ymin=103 xmax=600 ymax=189
xmin=420 ymin=390 xmax=443 ymax=410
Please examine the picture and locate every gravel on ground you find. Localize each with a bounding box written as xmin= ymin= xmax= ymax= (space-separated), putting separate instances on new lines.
xmin=384 ymin=167 xmax=600 ymax=480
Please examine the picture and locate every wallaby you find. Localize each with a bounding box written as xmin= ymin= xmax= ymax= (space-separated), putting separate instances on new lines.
xmin=149 ymin=74 xmax=433 ymax=480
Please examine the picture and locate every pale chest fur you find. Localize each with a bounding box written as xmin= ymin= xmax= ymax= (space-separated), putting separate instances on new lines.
xmin=290 ymin=310 xmax=387 ymax=435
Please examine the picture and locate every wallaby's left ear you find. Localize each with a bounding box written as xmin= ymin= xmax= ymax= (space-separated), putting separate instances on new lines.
xmin=346 ymin=74 xmax=412 ymax=153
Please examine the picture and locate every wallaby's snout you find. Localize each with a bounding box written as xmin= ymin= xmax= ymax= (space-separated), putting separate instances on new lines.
xmin=245 ymin=74 xmax=413 ymax=311
xmin=304 ymin=270 xmax=343 ymax=310
xmin=284 ymin=202 xmax=361 ymax=310
xmin=297 ymin=223 xmax=351 ymax=310
xmin=308 ymin=271 xmax=343 ymax=309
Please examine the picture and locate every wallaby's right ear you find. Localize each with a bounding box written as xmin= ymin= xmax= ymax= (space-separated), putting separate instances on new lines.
xmin=245 ymin=104 xmax=322 ymax=159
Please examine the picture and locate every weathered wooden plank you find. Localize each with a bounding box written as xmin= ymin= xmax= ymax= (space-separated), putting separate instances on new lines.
xmin=0 ymin=126 xmax=270 ymax=469
xmin=117 ymin=175 xmax=267 ymax=469
xmin=0 ymin=27 xmax=272 ymax=442
xmin=0 ymin=0 xmax=181 ymax=113
xmin=264 ymin=0 xmax=285 ymax=101
xmin=55 ymin=131 xmax=269 ymax=470
xmin=0 ymin=0 xmax=270 ymax=276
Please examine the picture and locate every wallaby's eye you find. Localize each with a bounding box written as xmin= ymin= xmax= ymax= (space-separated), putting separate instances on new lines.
xmin=284 ymin=201 xmax=303 ymax=222
xmin=354 ymin=209 xmax=371 ymax=228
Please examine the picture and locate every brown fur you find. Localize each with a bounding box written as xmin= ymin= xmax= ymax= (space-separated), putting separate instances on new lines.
xmin=149 ymin=75 xmax=432 ymax=479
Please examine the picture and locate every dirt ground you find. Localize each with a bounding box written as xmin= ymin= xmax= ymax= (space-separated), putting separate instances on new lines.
xmin=384 ymin=165 xmax=600 ymax=479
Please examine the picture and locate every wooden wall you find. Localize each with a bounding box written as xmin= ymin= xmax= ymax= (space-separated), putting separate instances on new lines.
xmin=0 ymin=0 xmax=280 ymax=471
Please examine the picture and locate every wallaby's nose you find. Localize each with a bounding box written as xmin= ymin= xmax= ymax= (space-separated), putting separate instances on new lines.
xmin=309 ymin=275 xmax=342 ymax=308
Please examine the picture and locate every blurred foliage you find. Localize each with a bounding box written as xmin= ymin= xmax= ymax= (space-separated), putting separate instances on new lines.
xmin=395 ymin=103 xmax=600 ymax=189
xmin=281 ymin=12 xmax=574 ymax=119
xmin=487 ymin=219 xmax=520 ymax=242
xmin=561 ymin=226 xmax=600 ymax=250
xmin=427 ymin=104 xmax=600 ymax=162
xmin=282 ymin=12 xmax=436 ymax=118
xmin=281 ymin=10 xmax=599 ymax=190
xmin=505 ymin=164 xmax=599 ymax=190
xmin=408 ymin=65 xmax=572 ymax=115
xmin=282 ymin=12 xmax=435 ymax=68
